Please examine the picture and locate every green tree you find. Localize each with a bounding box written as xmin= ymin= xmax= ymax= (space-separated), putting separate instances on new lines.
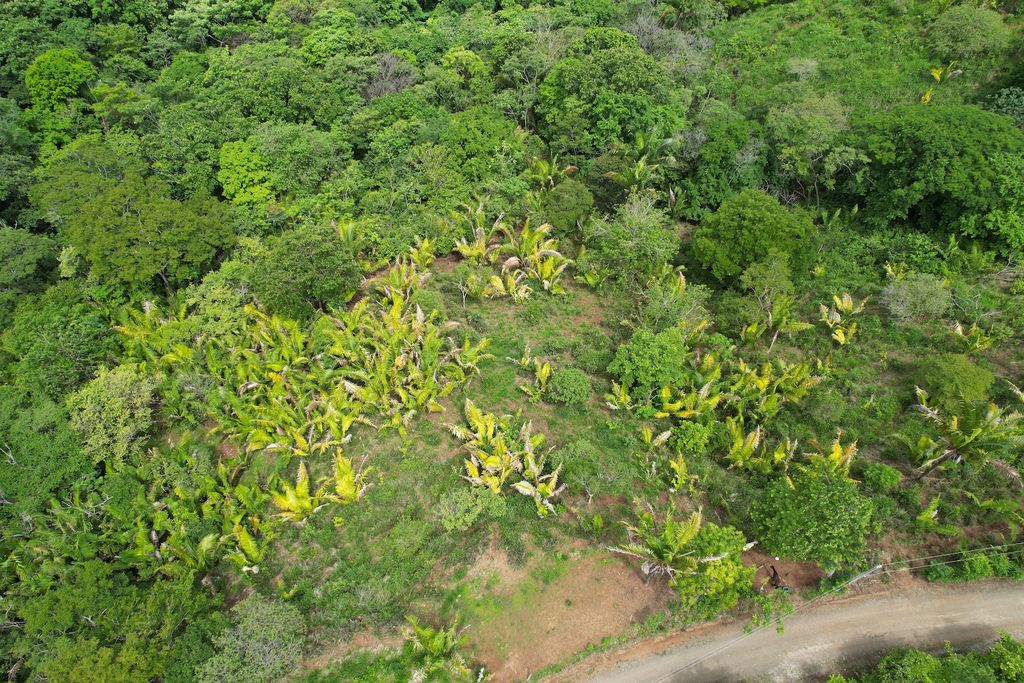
xmin=217 ymin=140 xmax=274 ymax=205
xmin=929 ymin=6 xmax=1010 ymax=63
xmin=68 ymin=174 xmax=233 ymax=290
xmin=0 ymin=226 xmax=54 ymax=325
xmin=673 ymin=521 xmax=755 ymax=618
xmin=538 ymin=28 xmax=683 ymax=156
xmin=2 ymin=283 xmax=116 ymax=398
xmin=693 ymin=188 xmax=817 ymax=283
xmin=751 ymin=469 xmax=873 ymax=568
xmin=0 ymin=386 xmax=89 ymax=525
xmin=847 ymin=105 xmax=1024 ymax=250
xmin=766 ymin=95 xmax=866 ymax=210
xmin=249 ymin=222 xmax=361 ymax=320
xmin=25 ymin=48 xmax=96 ymax=110
xmin=198 ymin=595 xmax=306 ymax=683
xmin=609 ymin=326 xmax=691 ymax=400
xmin=583 ymin=192 xmax=679 ymax=283
xmin=66 ymin=363 xmax=158 ymax=471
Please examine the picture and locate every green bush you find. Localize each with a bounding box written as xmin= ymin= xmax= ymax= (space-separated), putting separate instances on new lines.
xmin=548 ymin=367 xmax=592 ymax=406
xmin=862 ymin=462 xmax=902 ymax=494
xmin=249 ymin=222 xmax=361 ymax=321
xmin=913 ymin=353 xmax=994 ymax=412
xmin=609 ymin=326 xmax=690 ymax=400
xmin=553 ymin=438 xmax=634 ymax=498
xmin=692 ymin=188 xmax=817 ymax=283
xmin=583 ymin=192 xmax=679 ymax=283
xmin=198 ymin=596 xmax=306 ymax=683
xmin=66 ymin=364 xmax=159 ymax=471
xmin=929 ymin=6 xmax=1010 ymax=62
xmin=437 ymin=487 xmax=506 ymax=532
xmin=751 ymin=470 xmax=873 ymax=568
xmin=880 ymin=273 xmax=951 ymax=325
xmin=670 ymin=420 xmax=715 ymax=457
xmin=534 ymin=179 xmax=594 ymax=241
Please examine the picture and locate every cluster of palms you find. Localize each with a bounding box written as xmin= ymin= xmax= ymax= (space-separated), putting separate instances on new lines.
xmin=454 ymin=200 xmax=570 ymax=303
xmin=100 ymin=255 xmax=493 ymax=576
xmin=448 ymin=399 xmax=565 ymax=517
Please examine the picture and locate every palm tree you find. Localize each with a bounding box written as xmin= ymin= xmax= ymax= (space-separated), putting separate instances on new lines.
xmin=907 ymin=387 xmax=1024 ymax=484
xmin=611 ymin=505 xmax=703 ymax=579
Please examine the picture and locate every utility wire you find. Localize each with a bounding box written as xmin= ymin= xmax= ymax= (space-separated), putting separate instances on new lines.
xmin=647 ymin=542 xmax=1024 ymax=683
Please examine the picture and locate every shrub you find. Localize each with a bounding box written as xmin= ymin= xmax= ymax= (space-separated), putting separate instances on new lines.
xmin=3 ymin=283 xmax=117 ymax=398
xmin=553 ymin=438 xmax=634 ymax=498
xmin=692 ymin=188 xmax=816 ymax=283
xmin=198 ymin=596 xmax=305 ymax=683
xmin=609 ymin=326 xmax=690 ymax=400
xmin=929 ymin=6 xmax=1010 ymax=62
xmin=583 ymin=193 xmax=679 ymax=283
xmin=913 ymin=353 xmax=994 ymax=411
xmin=437 ymin=487 xmax=507 ymax=533
xmin=534 ymin=179 xmax=594 ymax=241
xmin=862 ymin=463 xmax=902 ymax=494
xmin=548 ymin=367 xmax=592 ymax=406
xmin=881 ymin=273 xmax=950 ymax=325
xmin=670 ymin=420 xmax=715 ymax=456
xmin=408 ymin=288 xmax=446 ymax=318
xmin=66 ymin=364 xmax=159 ymax=471
xmin=751 ymin=470 xmax=873 ymax=568
xmin=989 ymin=87 xmax=1024 ymax=130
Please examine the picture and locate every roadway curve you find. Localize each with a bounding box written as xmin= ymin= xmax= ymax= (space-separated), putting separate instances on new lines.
xmin=585 ymin=581 xmax=1024 ymax=682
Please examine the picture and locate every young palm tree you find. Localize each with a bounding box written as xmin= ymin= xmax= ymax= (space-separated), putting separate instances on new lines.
xmin=908 ymin=387 xmax=1024 ymax=483
xmin=611 ymin=506 xmax=703 ymax=579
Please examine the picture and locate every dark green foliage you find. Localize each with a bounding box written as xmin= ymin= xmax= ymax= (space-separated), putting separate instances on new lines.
xmin=693 ymin=188 xmax=817 ymax=283
xmin=674 ymin=112 xmax=765 ymax=221
xmin=537 ymin=28 xmax=681 ymax=156
xmin=198 ymin=595 xmax=305 ymax=683
xmin=2 ymin=283 xmax=116 ymax=398
xmin=609 ymin=326 xmax=689 ymax=400
xmin=913 ymin=353 xmax=994 ymax=412
xmin=548 ymin=367 xmax=591 ymax=406
xmin=0 ymin=1 xmax=1022 ymax=679
xmin=533 ymin=178 xmax=594 ymax=241
xmin=751 ymin=470 xmax=873 ymax=568
xmin=0 ymin=386 xmax=89 ymax=524
xmin=988 ymin=87 xmax=1024 ymax=129
xmin=0 ymin=226 xmax=53 ymax=325
xmin=847 ymin=105 xmax=1024 ymax=250
xmin=12 ymin=565 xmax=218 ymax=683
xmin=249 ymin=222 xmax=361 ymax=321
xmin=68 ymin=174 xmax=233 ymax=290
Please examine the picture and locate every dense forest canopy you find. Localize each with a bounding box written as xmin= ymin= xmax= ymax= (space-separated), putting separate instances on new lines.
xmin=2 ymin=0 xmax=1024 ymax=680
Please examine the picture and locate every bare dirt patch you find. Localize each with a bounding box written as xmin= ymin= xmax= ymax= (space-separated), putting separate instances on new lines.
xmin=465 ymin=553 xmax=675 ymax=683
xmin=743 ymin=548 xmax=824 ymax=592
xmin=299 ymin=627 xmax=404 ymax=671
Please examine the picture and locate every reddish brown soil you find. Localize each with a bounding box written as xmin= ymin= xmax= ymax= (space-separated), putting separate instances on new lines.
xmin=465 ymin=554 xmax=675 ymax=683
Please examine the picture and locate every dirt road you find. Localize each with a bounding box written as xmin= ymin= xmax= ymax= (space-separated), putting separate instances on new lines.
xmin=585 ymin=581 xmax=1024 ymax=682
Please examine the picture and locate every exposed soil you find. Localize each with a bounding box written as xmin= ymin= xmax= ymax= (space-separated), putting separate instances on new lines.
xmin=465 ymin=553 xmax=675 ymax=683
xmin=743 ymin=548 xmax=825 ymax=593
xmin=464 ymin=543 xmax=531 ymax=592
xmin=299 ymin=628 xmax=404 ymax=671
